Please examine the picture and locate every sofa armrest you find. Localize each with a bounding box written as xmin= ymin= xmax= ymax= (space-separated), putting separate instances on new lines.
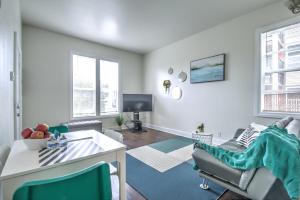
xmin=247 ymin=168 xmax=281 ymax=200
xmin=233 ymin=129 xmax=245 ymax=139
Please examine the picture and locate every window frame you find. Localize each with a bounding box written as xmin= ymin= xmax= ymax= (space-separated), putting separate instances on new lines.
xmin=70 ymin=51 xmax=122 ymax=121
xmin=254 ymin=16 xmax=300 ymax=119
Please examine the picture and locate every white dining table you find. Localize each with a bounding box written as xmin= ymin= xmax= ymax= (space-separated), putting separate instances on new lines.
xmin=0 ymin=130 xmax=126 ymax=200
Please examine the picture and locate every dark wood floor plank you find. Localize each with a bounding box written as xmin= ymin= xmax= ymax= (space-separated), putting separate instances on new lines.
xmin=121 ymin=128 xmax=177 ymax=150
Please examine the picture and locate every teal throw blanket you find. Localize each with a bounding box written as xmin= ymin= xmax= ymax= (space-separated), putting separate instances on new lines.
xmin=194 ymin=126 xmax=300 ymax=200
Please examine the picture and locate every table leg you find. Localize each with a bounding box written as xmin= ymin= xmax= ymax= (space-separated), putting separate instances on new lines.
xmin=117 ymin=150 xmax=126 ymax=200
xmin=200 ymin=178 xmax=209 ymax=190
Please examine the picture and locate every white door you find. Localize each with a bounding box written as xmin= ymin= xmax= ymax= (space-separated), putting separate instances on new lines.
xmin=13 ymin=31 xmax=22 ymax=140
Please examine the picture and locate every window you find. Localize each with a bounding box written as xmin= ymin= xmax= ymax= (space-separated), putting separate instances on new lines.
xmin=72 ymin=55 xmax=97 ymax=118
xmin=72 ymin=54 xmax=119 ymax=118
xmin=100 ymin=60 xmax=119 ymax=115
xmin=257 ymin=20 xmax=300 ymax=116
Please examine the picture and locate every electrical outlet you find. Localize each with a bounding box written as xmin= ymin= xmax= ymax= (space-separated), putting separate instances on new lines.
xmin=10 ymin=71 xmax=15 ymax=81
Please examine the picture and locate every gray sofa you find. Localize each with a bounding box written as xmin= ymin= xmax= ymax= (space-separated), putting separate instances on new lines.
xmin=192 ymin=118 xmax=300 ymax=200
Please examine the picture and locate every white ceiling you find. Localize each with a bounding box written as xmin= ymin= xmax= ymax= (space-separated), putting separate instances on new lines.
xmin=21 ymin=0 xmax=280 ymax=54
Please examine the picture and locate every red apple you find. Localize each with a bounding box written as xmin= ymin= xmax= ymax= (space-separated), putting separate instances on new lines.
xmin=35 ymin=124 xmax=49 ymax=133
xmin=30 ymin=131 xmax=44 ymax=139
xmin=44 ymin=132 xmax=50 ymax=139
xmin=21 ymin=128 xmax=33 ymax=139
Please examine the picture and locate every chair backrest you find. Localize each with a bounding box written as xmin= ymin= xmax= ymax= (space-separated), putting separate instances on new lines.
xmin=13 ymin=162 xmax=112 ymax=200
xmin=48 ymin=125 xmax=69 ymax=134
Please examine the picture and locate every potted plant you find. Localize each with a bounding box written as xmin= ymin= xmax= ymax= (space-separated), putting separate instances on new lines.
xmin=115 ymin=114 xmax=124 ymax=132
xmin=196 ymin=123 xmax=204 ymax=133
xmin=163 ymin=80 xmax=171 ymax=93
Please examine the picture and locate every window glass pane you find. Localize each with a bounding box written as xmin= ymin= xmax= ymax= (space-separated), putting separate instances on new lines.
xmin=262 ymin=71 xmax=300 ymax=113
xmin=72 ymin=55 xmax=96 ymax=117
xmin=261 ymin=23 xmax=300 ymax=114
xmin=100 ymin=60 xmax=119 ymax=115
xmin=263 ymin=92 xmax=300 ymax=113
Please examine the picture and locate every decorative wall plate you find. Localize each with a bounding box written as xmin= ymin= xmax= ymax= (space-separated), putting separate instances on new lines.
xmin=171 ymin=86 xmax=182 ymax=100
xmin=178 ymin=71 xmax=187 ymax=82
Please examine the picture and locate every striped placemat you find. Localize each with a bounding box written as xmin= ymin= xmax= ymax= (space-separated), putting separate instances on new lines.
xmin=38 ymin=140 xmax=103 ymax=167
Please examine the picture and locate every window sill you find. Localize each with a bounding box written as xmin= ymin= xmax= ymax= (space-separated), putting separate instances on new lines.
xmin=71 ymin=114 xmax=120 ymax=122
xmin=255 ymin=112 xmax=300 ymax=120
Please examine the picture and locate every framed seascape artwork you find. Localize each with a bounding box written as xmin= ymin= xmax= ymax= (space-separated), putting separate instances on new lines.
xmin=190 ymin=54 xmax=225 ymax=83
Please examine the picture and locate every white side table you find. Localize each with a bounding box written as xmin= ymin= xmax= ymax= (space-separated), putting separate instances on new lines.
xmin=192 ymin=132 xmax=213 ymax=190
xmin=192 ymin=132 xmax=213 ymax=145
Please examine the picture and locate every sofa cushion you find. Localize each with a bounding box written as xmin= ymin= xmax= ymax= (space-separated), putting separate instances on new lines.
xmin=219 ymin=139 xmax=246 ymax=152
xmin=286 ymin=119 xmax=300 ymax=138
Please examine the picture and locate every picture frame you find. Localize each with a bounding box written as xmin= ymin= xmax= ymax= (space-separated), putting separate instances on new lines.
xmin=190 ymin=54 xmax=225 ymax=83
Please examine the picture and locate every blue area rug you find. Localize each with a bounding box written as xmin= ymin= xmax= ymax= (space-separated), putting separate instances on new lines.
xmin=149 ymin=137 xmax=194 ymax=153
xmin=126 ymin=154 xmax=225 ymax=200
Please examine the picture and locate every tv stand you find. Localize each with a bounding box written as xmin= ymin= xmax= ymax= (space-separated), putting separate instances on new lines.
xmin=130 ymin=112 xmax=147 ymax=133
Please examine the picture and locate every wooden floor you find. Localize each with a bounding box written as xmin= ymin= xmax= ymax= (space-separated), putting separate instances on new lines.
xmin=111 ymin=128 xmax=248 ymax=200
xmin=122 ymin=128 xmax=177 ymax=149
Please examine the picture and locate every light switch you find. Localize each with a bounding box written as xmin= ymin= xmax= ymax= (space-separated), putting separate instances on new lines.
xmin=10 ymin=71 xmax=15 ymax=81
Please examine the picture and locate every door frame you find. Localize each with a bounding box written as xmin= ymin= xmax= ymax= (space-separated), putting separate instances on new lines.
xmin=13 ymin=31 xmax=22 ymax=140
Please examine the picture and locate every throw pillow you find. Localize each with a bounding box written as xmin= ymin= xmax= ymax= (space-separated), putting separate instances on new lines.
xmin=275 ymin=116 xmax=294 ymax=128
xmin=236 ymin=123 xmax=267 ymax=148
xmin=286 ymin=119 xmax=300 ymax=138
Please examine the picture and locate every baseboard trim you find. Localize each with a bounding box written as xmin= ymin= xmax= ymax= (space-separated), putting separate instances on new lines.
xmin=144 ymin=123 xmax=192 ymax=139
xmin=144 ymin=123 xmax=227 ymax=145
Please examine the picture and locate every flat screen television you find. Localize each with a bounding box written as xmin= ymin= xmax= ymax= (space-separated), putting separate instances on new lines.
xmin=123 ymin=94 xmax=153 ymax=112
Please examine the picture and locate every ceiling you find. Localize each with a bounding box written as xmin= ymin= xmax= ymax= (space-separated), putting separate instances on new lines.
xmin=21 ymin=0 xmax=280 ymax=54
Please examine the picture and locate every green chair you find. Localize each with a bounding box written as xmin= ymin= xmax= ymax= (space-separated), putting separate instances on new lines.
xmin=13 ymin=162 xmax=112 ymax=200
xmin=48 ymin=125 xmax=69 ymax=134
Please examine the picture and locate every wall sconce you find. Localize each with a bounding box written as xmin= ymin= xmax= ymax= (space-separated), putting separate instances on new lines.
xmin=286 ymin=0 xmax=300 ymax=14
xmin=163 ymin=80 xmax=171 ymax=93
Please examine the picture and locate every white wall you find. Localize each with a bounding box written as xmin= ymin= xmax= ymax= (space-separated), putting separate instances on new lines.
xmin=22 ymin=25 xmax=143 ymax=129
xmin=143 ymin=2 xmax=295 ymax=140
xmin=0 ymin=0 xmax=21 ymax=145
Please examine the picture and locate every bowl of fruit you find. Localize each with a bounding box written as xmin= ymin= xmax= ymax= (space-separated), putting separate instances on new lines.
xmin=21 ymin=124 xmax=51 ymax=150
